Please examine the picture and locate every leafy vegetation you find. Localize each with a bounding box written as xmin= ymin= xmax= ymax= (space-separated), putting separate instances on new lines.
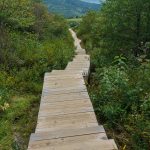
xmin=78 ymin=0 xmax=150 ymax=149
xmin=67 ymin=18 xmax=82 ymax=29
xmin=44 ymin=0 xmax=100 ymax=18
xmin=0 ymin=0 xmax=74 ymax=149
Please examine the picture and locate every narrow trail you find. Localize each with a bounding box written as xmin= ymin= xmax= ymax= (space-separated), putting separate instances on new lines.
xmin=69 ymin=29 xmax=86 ymax=54
xmin=27 ymin=29 xmax=118 ymax=150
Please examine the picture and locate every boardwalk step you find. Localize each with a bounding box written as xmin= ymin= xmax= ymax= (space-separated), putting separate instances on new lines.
xmin=28 ymin=138 xmax=117 ymax=150
xmin=43 ymin=84 xmax=86 ymax=90
xmin=36 ymin=112 xmax=97 ymax=132
xmin=43 ymin=79 xmax=85 ymax=87
xmin=31 ymin=126 xmax=106 ymax=141
xmin=29 ymin=139 xmax=117 ymax=150
xmin=66 ymin=62 xmax=90 ymax=67
xmin=38 ymin=99 xmax=94 ymax=117
xmin=45 ymin=72 xmax=81 ymax=77
xmin=28 ymin=126 xmax=118 ymax=150
xmin=45 ymin=74 xmax=82 ymax=79
xmin=51 ymin=70 xmax=83 ymax=74
xmin=41 ymin=92 xmax=89 ymax=103
xmin=42 ymin=88 xmax=88 ymax=96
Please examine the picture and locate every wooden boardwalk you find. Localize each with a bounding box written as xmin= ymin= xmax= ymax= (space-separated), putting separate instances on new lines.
xmin=28 ymin=29 xmax=118 ymax=150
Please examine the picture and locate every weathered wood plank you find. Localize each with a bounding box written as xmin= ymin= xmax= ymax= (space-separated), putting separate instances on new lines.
xmin=42 ymin=87 xmax=87 ymax=96
xmin=41 ymin=92 xmax=90 ymax=103
xmin=28 ymin=139 xmax=117 ymax=150
xmin=43 ymin=81 xmax=85 ymax=87
xmin=51 ymin=70 xmax=83 ymax=74
xmin=32 ymin=126 xmax=106 ymax=141
xmin=44 ymin=76 xmax=83 ymax=81
xmin=38 ymin=99 xmax=94 ymax=117
xmin=36 ymin=112 xmax=98 ymax=132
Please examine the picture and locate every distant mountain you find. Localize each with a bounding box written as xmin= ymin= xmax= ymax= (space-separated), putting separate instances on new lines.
xmin=44 ymin=0 xmax=100 ymax=18
xmin=81 ymin=0 xmax=100 ymax=4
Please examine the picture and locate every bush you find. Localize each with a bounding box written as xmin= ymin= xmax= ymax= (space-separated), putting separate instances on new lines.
xmin=78 ymin=1 xmax=150 ymax=149
xmin=0 ymin=0 xmax=74 ymax=149
xmin=90 ymin=61 xmax=150 ymax=149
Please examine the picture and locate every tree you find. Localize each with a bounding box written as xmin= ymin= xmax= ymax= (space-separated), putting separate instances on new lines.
xmin=79 ymin=0 xmax=150 ymax=57
xmin=0 ymin=0 xmax=35 ymax=28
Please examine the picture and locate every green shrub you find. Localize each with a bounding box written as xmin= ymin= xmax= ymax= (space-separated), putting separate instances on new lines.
xmin=0 ymin=0 xmax=74 ymax=149
xmin=90 ymin=61 xmax=150 ymax=149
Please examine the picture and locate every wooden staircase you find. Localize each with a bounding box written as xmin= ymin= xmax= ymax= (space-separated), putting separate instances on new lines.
xmin=27 ymin=29 xmax=118 ymax=150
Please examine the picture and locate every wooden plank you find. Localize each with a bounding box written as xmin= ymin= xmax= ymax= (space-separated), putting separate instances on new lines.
xmin=43 ymin=82 xmax=85 ymax=88
xmin=41 ymin=92 xmax=90 ymax=103
xmin=73 ymin=58 xmax=90 ymax=61
xmin=66 ymin=67 xmax=89 ymax=70
xmin=73 ymin=60 xmax=89 ymax=63
xmin=43 ymin=81 xmax=86 ymax=88
xmin=43 ymin=85 xmax=86 ymax=91
xmin=36 ymin=112 xmax=98 ymax=132
xmin=66 ymin=65 xmax=89 ymax=69
xmin=28 ymin=139 xmax=117 ymax=150
xmin=67 ymin=61 xmax=90 ymax=64
xmin=43 ymin=80 xmax=85 ymax=87
xmin=51 ymin=70 xmax=83 ymax=74
xmin=75 ymin=54 xmax=90 ymax=57
xmin=32 ymin=126 xmax=106 ymax=141
xmin=45 ymin=75 xmax=83 ymax=80
xmin=43 ymin=79 xmax=85 ymax=86
xmin=44 ymin=76 xmax=83 ymax=80
xmin=75 ymin=57 xmax=90 ymax=61
xmin=40 ymin=98 xmax=93 ymax=107
xmin=66 ymin=66 xmax=89 ymax=69
xmin=44 ymin=77 xmax=84 ymax=81
xmin=45 ymin=72 xmax=82 ymax=77
xmin=42 ymin=87 xmax=87 ymax=96
xmin=42 ymin=87 xmax=87 ymax=94
xmin=38 ymin=99 xmax=94 ymax=117
xmin=43 ymin=82 xmax=85 ymax=87
xmin=41 ymin=97 xmax=91 ymax=104
xmin=66 ymin=63 xmax=90 ymax=67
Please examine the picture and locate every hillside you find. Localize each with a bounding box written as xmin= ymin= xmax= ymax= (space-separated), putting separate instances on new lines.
xmin=44 ymin=0 xmax=100 ymax=18
xmin=81 ymin=0 xmax=100 ymax=4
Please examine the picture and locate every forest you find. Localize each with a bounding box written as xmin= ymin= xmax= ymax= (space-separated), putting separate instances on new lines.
xmin=77 ymin=0 xmax=150 ymax=149
xmin=44 ymin=0 xmax=100 ymax=18
xmin=0 ymin=0 xmax=150 ymax=149
xmin=0 ymin=0 xmax=74 ymax=149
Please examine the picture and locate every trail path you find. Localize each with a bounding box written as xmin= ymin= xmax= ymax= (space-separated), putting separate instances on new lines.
xmin=27 ymin=29 xmax=118 ymax=150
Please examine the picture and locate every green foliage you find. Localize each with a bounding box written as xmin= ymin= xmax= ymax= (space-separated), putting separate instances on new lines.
xmin=78 ymin=0 xmax=150 ymax=57
xmin=0 ymin=95 xmax=40 ymax=150
xmin=0 ymin=0 xmax=74 ymax=149
xmin=67 ymin=18 xmax=82 ymax=29
xmin=0 ymin=0 xmax=35 ymax=28
xmin=91 ymin=63 xmax=150 ymax=149
xmin=78 ymin=0 xmax=150 ymax=149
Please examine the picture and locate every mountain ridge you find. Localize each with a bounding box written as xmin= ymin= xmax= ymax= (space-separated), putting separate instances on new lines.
xmin=81 ymin=0 xmax=100 ymax=4
xmin=44 ymin=0 xmax=100 ymax=18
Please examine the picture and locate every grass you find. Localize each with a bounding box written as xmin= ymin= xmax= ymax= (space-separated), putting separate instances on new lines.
xmin=67 ymin=18 xmax=83 ymax=23
xmin=67 ymin=18 xmax=82 ymax=29
xmin=0 ymin=95 xmax=40 ymax=150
